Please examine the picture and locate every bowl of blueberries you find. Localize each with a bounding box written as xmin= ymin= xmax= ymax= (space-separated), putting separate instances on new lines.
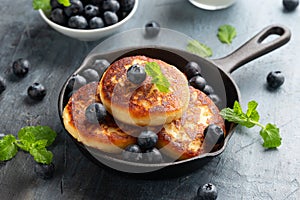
xmin=39 ymin=0 xmax=138 ymax=41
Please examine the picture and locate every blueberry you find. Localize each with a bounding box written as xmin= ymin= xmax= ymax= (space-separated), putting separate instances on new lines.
xmin=189 ymin=75 xmax=207 ymax=91
xmin=127 ymin=64 xmax=146 ymax=84
xmin=85 ymin=103 xmax=107 ymax=123
xmin=27 ymin=83 xmax=47 ymax=100
xmin=119 ymin=0 xmax=135 ymax=12
xmin=183 ymin=61 xmax=202 ymax=79
xmin=137 ymin=130 xmax=158 ymax=149
xmin=266 ymin=71 xmax=285 ymax=89
xmin=64 ymin=0 xmax=84 ymax=17
xmin=34 ymin=163 xmax=55 ymax=180
xmin=89 ymin=17 xmax=105 ymax=29
xmin=283 ymin=0 xmax=299 ymax=11
xmin=102 ymin=0 xmax=120 ymax=12
xmin=144 ymin=148 xmax=163 ymax=163
xmin=204 ymin=124 xmax=224 ymax=146
xmin=0 ymin=76 xmax=6 ymax=94
xmin=91 ymin=0 xmax=104 ymax=6
xmin=202 ymin=85 xmax=214 ymax=95
xmin=67 ymin=74 xmax=87 ymax=91
xmin=103 ymin=11 xmax=119 ymax=25
xmin=12 ymin=58 xmax=30 ymax=78
xmin=68 ymin=15 xmax=88 ymax=29
xmin=90 ymin=59 xmax=110 ymax=76
xmin=50 ymin=0 xmax=63 ymax=9
xmin=50 ymin=8 xmax=67 ymax=25
xmin=84 ymin=4 xmax=99 ymax=19
xmin=122 ymin=144 xmax=143 ymax=162
xmin=81 ymin=68 xmax=100 ymax=83
xmin=145 ymin=21 xmax=160 ymax=37
xmin=197 ymin=183 xmax=218 ymax=200
xmin=208 ymin=94 xmax=222 ymax=108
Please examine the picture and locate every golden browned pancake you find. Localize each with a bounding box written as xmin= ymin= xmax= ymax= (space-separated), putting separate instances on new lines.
xmin=98 ymin=55 xmax=190 ymax=126
xmin=157 ymin=86 xmax=225 ymax=160
xmin=62 ymin=82 xmax=137 ymax=153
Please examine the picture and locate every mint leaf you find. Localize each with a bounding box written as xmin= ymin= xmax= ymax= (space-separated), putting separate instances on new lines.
xmin=32 ymin=0 xmax=52 ymax=11
xmin=260 ymin=123 xmax=281 ymax=148
xmin=186 ymin=40 xmax=212 ymax=58
xmin=246 ymin=101 xmax=259 ymax=123
xmin=17 ymin=131 xmax=35 ymax=151
xmin=0 ymin=135 xmax=18 ymax=161
xmin=220 ymin=101 xmax=256 ymax=128
xmin=58 ymin=0 xmax=71 ymax=7
xmin=32 ymin=140 xmax=48 ymax=149
xmin=30 ymin=148 xmax=53 ymax=164
xmin=220 ymin=100 xmax=282 ymax=149
xmin=33 ymin=0 xmax=70 ymax=12
xmin=145 ymin=62 xmax=170 ymax=93
xmin=217 ymin=24 xmax=237 ymax=44
xmin=18 ymin=126 xmax=57 ymax=147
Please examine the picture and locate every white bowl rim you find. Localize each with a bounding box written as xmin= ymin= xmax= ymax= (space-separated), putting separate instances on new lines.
xmin=38 ymin=0 xmax=139 ymax=33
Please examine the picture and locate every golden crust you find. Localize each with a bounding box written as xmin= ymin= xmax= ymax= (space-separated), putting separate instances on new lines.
xmin=62 ymin=82 xmax=136 ymax=153
xmin=157 ymin=86 xmax=226 ymax=160
xmin=98 ymin=55 xmax=190 ymax=126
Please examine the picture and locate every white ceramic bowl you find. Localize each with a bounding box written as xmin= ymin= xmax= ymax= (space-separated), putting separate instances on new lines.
xmin=39 ymin=0 xmax=139 ymax=41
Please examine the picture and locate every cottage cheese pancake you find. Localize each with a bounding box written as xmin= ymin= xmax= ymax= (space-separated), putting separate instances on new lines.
xmin=157 ymin=86 xmax=225 ymax=160
xmin=63 ymin=82 xmax=136 ymax=153
xmin=98 ymin=55 xmax=190 ymax=126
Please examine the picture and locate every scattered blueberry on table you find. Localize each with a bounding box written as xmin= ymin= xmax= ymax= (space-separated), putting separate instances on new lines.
xmin=197 ymin=183 xmax=218 ymax=200
xmin=283 ymin=0 xmax=299 ymax=11
xmin=27 ymin=83 xmax=47 ymax=100
xmin=0 ymin=76 xmax=6 ymax=94
xmin=145 ymin=21 xmax=161 ymax=37
xmin=12 ymin=58 xmax=30 ymax=78
xmin=34 ymin=163 xmax=55 ymax=180
xmin=266 ymin=71 xmax=285 ymax=90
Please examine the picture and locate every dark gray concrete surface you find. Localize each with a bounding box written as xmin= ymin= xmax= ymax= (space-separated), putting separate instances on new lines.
xmin=0 ymin=0 xmax=299 ymax=199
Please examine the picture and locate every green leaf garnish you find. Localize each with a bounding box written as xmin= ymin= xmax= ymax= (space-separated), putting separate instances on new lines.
xmin=57 ymin=0 xmax=71 ymax=6
xmin=220 ymin=100 xmax=282 ymax=148
xmin=0 ymin=135 xmax=18 ymax=161
xmin=0 ymin=126 xmax=57 ymax=164
xmin=33 ymin=0 xmax=70 ymax=12
xmin=18 ymin=126 xmax=57 ymax=147
xmin=145 ymin=62 xmax=170 ymax=93
xmin=30 ymin=148 xmax=53 ymax=164
xmin=217 ymin=24 xmax=237 ymax=44
xmin=32 ymin=0 xmax=52 ymax=11
xmin=260 ymin=123 xmax=281 ymax=148
xmin=186 ymin=40 xmax=213 ymax=58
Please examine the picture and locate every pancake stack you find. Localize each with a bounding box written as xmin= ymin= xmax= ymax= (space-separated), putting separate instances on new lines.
xmin=63 ymin=55 xmax=225 ymax=160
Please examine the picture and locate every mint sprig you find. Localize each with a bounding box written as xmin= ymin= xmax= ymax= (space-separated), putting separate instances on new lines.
xmin=186 ymin=40 xmax=213 ymax=58
xmin=33 ymin=0 xmax=70 ymax=12
xmin=220 ymin=100 xmax=282 ymax=148
xmin=217 ymin=24 xmax=237 ymax=44
xmin=0 ymin=126 xmax=57 ymax=164
xmin=145 ymin=62 xmax=170 ymax=93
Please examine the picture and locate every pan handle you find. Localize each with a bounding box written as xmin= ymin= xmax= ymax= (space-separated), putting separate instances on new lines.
xmin=213 ymin=24 xmax=291 ymax=73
